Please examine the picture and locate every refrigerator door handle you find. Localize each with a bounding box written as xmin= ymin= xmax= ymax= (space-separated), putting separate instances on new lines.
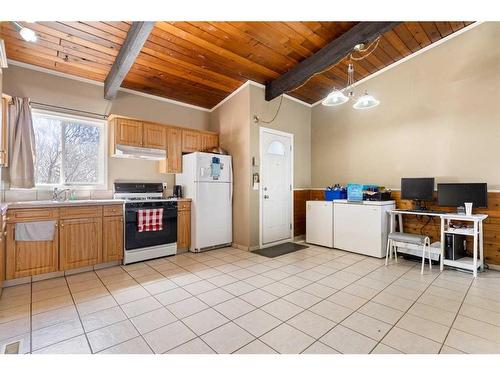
xmin=229 ymin=164 xmax=233 ymax=204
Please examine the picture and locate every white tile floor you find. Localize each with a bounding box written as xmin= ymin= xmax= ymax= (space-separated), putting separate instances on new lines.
xmin=1 ymin=243 xmax=500 ymax=354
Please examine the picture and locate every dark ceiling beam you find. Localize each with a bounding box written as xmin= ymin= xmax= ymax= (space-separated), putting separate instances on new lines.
xmin=104 ymin=21 xmax=155 ymax=100
xmin=265 ymin=22 xmax=401 ymax=101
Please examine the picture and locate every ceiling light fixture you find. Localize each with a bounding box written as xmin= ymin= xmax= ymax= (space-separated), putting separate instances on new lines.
xmin=11 ymin=22 xmax=37 ymax=42
xmin=322 ymin=38 xmax=381 ymax=110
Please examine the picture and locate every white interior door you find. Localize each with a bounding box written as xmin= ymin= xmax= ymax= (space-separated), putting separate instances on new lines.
xmin=260 ymin=127 xmax=293 ymax=246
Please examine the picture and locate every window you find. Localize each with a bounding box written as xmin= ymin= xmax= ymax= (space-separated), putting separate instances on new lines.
xmin=267 ymin=140 xmax=285 ymax=156
xmin=32 ymin=110 xmax=107 ymax=189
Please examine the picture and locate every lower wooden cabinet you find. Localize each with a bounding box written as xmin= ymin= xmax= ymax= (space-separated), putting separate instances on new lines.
xmin=3 ymin=202 xmax=192 ymax=280
xmin=103 ymin=216 xmax=124 ymax=262
xmin=6 ymin=222 xmax=59 ymax=279
xmin=59 ymin=217 xmax=102 ymax=271
xmin=177 ymin=201 xmax=191 ymax=252
xmin=0 ymin=215 xmax=5 ymax=296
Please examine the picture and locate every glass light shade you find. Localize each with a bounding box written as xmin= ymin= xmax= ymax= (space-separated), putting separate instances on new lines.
xmin=353 ymin=92 xmax=380 ymax=110
xmin=19 ymin=27 xmax=37 ymax=42
xmin=321 ymin=89 xmax=348 ymax=106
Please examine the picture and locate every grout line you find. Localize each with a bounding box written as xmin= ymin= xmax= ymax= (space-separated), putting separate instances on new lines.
xmin=438 ymin=277 xmax=474 ymax=353
xmin=365 ymin=269 xmax=452 ymax=354
xmin=299 ymin=258 xmax=418 ymax=353
xmin=63 ymin=276 xmax=92 ymax=354
xmin=93 ymin=269 xmax=155 ymax=354
xmin=8 ymin=245 xmax=500 ymax=354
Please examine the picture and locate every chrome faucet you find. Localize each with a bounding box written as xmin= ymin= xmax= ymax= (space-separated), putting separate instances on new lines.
xmin=53 ymin=188 xmax=71 ymax=201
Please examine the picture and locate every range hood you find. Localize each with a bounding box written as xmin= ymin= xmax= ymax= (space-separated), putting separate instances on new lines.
xmin=114 ymin=144 xmax=166 ymax=161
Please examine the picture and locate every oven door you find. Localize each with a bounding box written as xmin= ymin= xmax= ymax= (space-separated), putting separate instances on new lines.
xmin=125 ymin=203 xmax=177 ymax=251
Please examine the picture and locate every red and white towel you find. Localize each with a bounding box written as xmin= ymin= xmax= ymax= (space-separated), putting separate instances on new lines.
xmin=137 ymin=208 xmax=164 ymax=232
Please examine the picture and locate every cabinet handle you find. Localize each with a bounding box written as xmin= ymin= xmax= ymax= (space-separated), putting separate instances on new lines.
xmin=120 ymin=219 xmax=123 ymax=222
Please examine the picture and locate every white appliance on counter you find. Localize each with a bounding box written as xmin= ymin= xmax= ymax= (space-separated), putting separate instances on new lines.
xmin=176 ymin=152 xmax=232 ymax=252
xmin=306 ymin=201 xmax=334 ymax=248
xmin=333 ymin=199 xmax=395 ymax=258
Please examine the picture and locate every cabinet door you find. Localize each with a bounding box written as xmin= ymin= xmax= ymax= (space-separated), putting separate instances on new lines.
xmin=200 ymin=133 xmax=219 ymax=151
xmin=6 ymin=223 xmax=59 ymax=279
xmin=60 ymin=217 xmax=102 ymax=270
xmin=167 ymin=127 xmax=182 ymax=173
xmin=182 ymin=130 xmax=201 ymax=153
xmin=177 ymin=206 xmax=191 ymax=251
xmin=143 ymin=123 xmax=167 ymax=149
xmin=116 ymin=118 xmax=143 ymax=147
xmin=0 ymin=95 xmax=8 ymax=167
xmin=0 ymin=217 xmax=5 ymax=294
xmin=103 ymin=216 xmax=124 ymax=262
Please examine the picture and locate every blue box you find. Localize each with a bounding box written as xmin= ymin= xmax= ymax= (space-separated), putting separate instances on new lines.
xmin=347 ymin=184 xmax=364 ymax=201
xmin=325 ymin=189 xmax=347 ymax=201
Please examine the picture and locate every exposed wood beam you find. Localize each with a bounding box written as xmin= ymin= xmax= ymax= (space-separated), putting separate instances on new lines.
xmin=265 ymin=22 xmax=401 ymax=101
xmin=104 ymin=21 xmax=155 ymax=100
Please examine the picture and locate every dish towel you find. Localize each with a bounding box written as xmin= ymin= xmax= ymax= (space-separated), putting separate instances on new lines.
xmin=15 ymin=221 xmax=57 ymax=241
xmin=137 ymin=208 xmax=164 ymax=232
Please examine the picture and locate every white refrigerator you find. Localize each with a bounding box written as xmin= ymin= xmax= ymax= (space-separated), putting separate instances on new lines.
xmin=177 ymin=152 xmax=233 ymax=252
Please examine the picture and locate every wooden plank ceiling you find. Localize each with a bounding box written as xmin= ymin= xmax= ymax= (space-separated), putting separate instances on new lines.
xmin=0 ymin=21 xmax=473 ymax=109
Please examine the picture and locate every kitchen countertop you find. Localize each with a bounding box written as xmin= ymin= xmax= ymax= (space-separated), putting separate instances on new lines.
xmin=3 ymin=198 xmax=192 ymax=210
xmin=5 ymin=199 xmax=125 ymax=209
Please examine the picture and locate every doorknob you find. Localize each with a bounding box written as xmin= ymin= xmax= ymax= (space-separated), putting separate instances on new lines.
xmin=264 ymin=195 xmax=269 ymax=199
xmin=263 ymin=187 xmax=267 ymax=191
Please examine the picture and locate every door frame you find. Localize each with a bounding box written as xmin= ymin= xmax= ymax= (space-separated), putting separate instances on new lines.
xmin=259 ymin=126 xmax=294 ymax=249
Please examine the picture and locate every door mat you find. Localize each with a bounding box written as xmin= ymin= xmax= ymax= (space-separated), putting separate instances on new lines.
xmin=252 ymin=242 xmax=308 ymax=258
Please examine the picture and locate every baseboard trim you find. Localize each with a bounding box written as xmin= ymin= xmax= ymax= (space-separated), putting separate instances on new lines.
xmin=487 ymin=264 xmax=500 ymax=272
xmin=2 ymin=261 xmax=123 ymax=288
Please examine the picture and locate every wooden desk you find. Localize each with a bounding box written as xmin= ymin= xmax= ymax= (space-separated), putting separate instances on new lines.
xmin=389 ymin=209 xmax=488 ymax=277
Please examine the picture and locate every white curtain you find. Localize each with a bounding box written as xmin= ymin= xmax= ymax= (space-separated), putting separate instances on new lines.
xmin=9 ymin=97 xmax=36 ymax=188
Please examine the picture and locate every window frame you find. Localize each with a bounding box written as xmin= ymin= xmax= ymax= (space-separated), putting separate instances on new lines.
xmin=31 ymin=108 xmax=108 ymax=191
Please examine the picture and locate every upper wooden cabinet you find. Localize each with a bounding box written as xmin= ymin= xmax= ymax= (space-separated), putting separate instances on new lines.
xmin=109 ymin=115 xmax=219 ymax=173
xmin=143 ymin=123 xmax=167 ymax=150
xmin=182 ymin=130 xmax=201 ymax=153
xmin=114 ymin=118 xmax=143 ymax=147
xmin=159 ymin=127 xmax=182 ymax=174
xmin=201 ymin=133 xmax=219 ymax=151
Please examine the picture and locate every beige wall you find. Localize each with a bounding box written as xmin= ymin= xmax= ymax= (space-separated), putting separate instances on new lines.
xmin=248 ymin=84 xmax=311 ymax=247
xmin=311 ymin=22 xmax=500 ymax=190
xmin=210 ymin=84 xmax=312 ymax=248
xmin=210 ymin=85 xmax=251 ymax=248
xmin=1 ymin=64 xmax=211 ymax=200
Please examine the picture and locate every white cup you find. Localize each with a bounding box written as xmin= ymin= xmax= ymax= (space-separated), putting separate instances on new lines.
xmin=465 ymin=202 xmax=473 ymax=216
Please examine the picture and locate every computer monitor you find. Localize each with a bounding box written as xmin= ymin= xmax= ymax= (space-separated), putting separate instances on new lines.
xmin=401 ymin=178 xmax=435 ymax=210
xmin=437 ymin=183 xmax=488 ymax=208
